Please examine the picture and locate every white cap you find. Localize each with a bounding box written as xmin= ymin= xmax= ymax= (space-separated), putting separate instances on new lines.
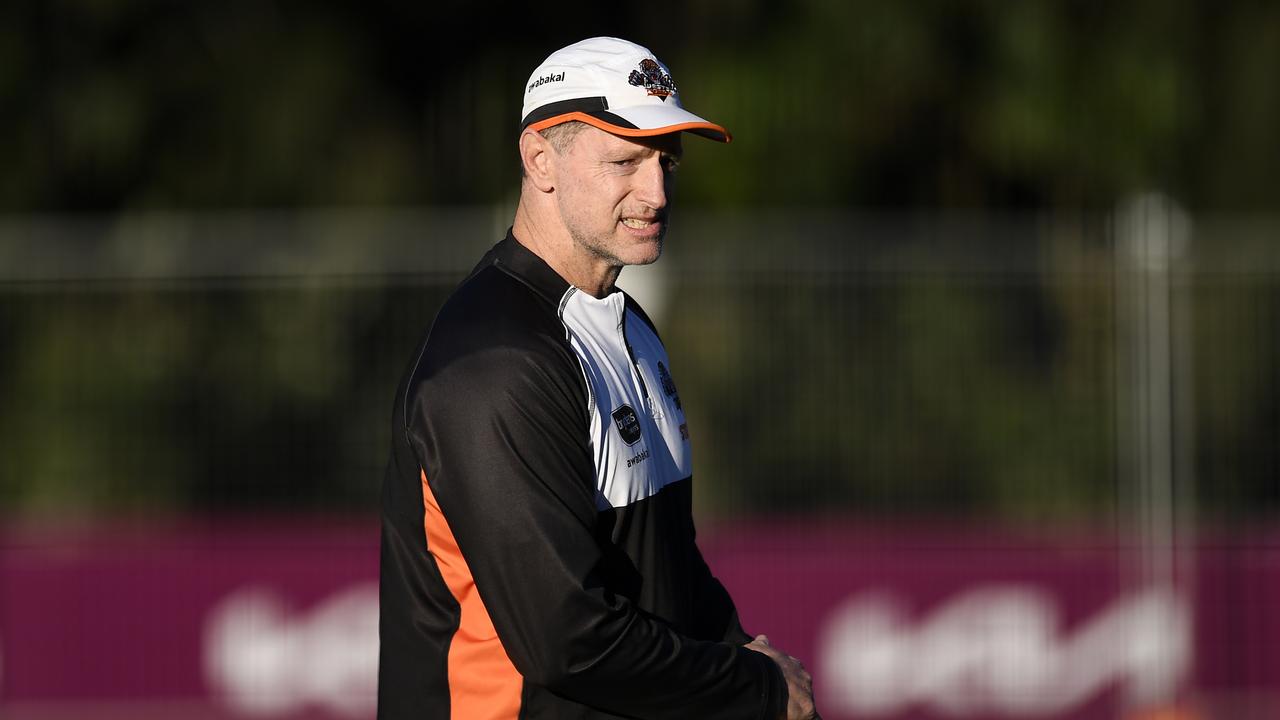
xmin=520 ymin=37 xmax=731 ymax=143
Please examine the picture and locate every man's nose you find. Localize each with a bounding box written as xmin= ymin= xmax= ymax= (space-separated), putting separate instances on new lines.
xmin=633 ymin=156 xmax=669 ymax=211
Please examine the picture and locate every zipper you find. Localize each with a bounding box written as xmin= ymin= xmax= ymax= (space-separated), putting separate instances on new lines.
xmin=625 ymin=340 xmax=651 ymax=405
xmin=617 ymin=306 xmax=659 ymax=418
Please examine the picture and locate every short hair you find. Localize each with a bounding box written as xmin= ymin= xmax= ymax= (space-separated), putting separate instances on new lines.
xmin=540 ymin=121 xmax=587 ymax=153
xmin=519 ymin=121 xmax=587 ymax=178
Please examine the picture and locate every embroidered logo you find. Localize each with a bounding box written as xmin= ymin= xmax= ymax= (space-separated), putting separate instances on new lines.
xmin=656 ymin=361 xmax=681 ymax=410
xmin=612 ymin=404 xmax=643 ymax=445
xmin=627 ymin=58 xmax=677 ymax=101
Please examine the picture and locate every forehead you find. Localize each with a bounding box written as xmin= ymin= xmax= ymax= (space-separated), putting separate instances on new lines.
xmin=575 ymin=124 xmax=683 ymax=157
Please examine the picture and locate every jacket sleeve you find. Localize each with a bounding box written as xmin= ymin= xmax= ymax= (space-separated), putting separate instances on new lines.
xmin=406 ymin=327 xmax=785 ymax=719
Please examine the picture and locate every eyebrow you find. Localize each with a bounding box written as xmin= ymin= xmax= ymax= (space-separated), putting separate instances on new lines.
xmin=608 ymin=145 xmax=682 ymax=161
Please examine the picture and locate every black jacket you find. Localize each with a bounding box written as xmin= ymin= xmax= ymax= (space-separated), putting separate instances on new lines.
xmin=378 ymin=231 xmax=786 ymax=719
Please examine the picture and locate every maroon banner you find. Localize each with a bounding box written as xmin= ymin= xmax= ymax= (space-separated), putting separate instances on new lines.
xmin=0 ymin=517 xmax=1275 ymax=719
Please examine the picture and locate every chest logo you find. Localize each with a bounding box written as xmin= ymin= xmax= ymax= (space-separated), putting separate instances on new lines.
xmin=656 ymin=361 xmax=681 ymax=410
xmin=611 ymin=404 xmax=643 ymax=445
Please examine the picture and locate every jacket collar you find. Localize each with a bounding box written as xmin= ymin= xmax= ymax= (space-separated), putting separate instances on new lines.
xmin=487 ymin=228 xmax=575 ymax=306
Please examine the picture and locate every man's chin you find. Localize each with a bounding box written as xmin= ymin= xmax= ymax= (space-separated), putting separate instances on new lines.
xmin=624 ymin=238 xmax=664 ymax=267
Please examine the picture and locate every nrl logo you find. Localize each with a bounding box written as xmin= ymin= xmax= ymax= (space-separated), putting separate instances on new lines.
xmin=628 ymin=58 xmax=677 ymax=101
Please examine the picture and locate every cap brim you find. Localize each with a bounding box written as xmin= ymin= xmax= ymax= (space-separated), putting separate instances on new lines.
xmin=523 ymin=101 xmax=731 ymax=143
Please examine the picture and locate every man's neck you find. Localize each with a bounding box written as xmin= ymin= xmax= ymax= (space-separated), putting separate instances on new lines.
xmin=511 ymin=198 xmax=621 ymax=299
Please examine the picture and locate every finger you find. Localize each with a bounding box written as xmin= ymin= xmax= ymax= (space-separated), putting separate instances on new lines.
xmin=743 ymin=640 xmax=782 ymax=662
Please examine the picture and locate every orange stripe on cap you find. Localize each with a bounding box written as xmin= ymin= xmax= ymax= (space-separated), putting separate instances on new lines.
xmin=421 ymin=468 xmax=523 ymax=719
xmin=526 ymin=111 xmax=732 ymax=143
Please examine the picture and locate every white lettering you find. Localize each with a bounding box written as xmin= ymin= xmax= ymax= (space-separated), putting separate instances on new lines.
xmin=817 ymin=585 xmax=1190 ymax=717
xmin=203 ymin=584 xmax=378 ymax=717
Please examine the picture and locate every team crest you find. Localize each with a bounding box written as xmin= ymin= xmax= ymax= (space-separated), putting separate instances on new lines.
xmin=656 ymin=361 xmax=681 ymax=410
xmin=628 ymin=58 xmax=677 ymax=101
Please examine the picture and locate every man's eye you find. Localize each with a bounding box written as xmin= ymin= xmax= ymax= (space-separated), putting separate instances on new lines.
xmin=662 ymin=156 xmax=681 ymax=173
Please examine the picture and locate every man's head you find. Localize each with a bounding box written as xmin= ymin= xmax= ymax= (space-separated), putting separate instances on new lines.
xmin=514 ymin=37 xmax=730 ymax=275
xmin=521 ymin=121 xmax=682 ymax=269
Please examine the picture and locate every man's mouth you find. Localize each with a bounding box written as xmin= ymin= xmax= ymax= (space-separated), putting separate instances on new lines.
xmin=621 ymin=218 xmax=655 ymax=230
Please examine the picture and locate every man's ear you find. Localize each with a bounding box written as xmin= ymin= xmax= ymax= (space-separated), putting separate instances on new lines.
xmin=519 ymin=129 xmax=556 ymax=193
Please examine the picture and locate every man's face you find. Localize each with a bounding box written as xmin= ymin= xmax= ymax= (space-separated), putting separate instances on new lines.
xmin=552 ymin=125 xmax=683 ymax=268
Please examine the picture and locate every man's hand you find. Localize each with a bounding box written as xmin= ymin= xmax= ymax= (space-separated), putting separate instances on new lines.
xmin=745 ymin=634 xmax=820 ymax=720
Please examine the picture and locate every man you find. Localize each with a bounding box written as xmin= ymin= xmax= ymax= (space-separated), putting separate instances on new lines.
xmin=379 ymin=37 xmax=817 ymax=719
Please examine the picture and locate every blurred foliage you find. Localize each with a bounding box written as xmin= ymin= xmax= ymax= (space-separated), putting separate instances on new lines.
xmin=664 ymin=215 xmax=1123 ymax=522
xmin=2 ymin=0 xmax=1278 ymax=211
xmin=0 ymin=278 xmax=451 ymax=514
xmin=3 ymin=212 xmax=1276 ymax=525
xmin=2 ymin=2 xmax=1278 ymax=521
xmin=1190 ymin=247 xmax=1280 ymax=517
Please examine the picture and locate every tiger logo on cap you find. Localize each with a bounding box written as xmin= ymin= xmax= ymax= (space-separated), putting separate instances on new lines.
xmin=628 ymin=58 xmax=677 ymax=101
